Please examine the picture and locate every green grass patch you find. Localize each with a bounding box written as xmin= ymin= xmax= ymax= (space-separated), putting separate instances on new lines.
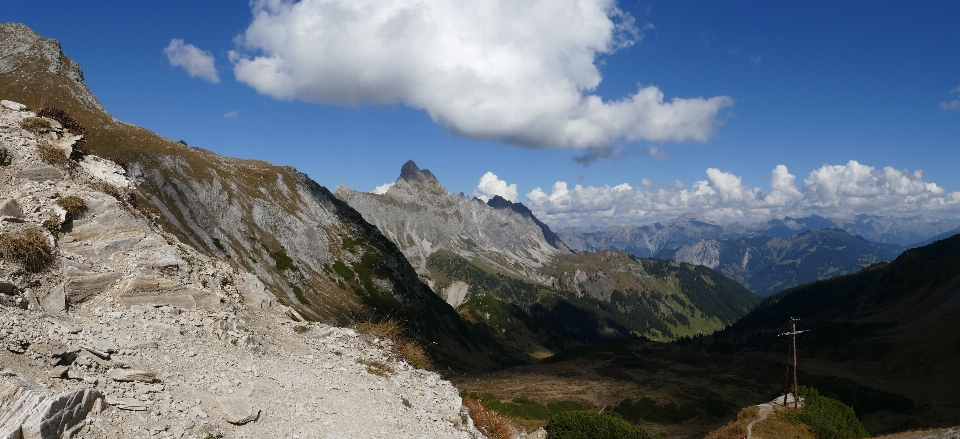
xmin=268 ymin=247 xmax=296 ymax=271
xmin=545 ymin=411 xmax=660 ymax=439
xmin=290 ymin=283 xmax=310 ymax=305
xmin=212 ymin=237 xmax=225 ymax=251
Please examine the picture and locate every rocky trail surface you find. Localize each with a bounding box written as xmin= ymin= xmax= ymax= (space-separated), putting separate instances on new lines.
xmin=0 ymin=100 xmax=485 ymax=439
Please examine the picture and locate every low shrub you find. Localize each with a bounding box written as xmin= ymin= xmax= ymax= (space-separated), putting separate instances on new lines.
xmin=464 ymin=398 xmax=517 ymax=439
xmin=545 ymin=411 xmax=660 ymax=439
xmin=356 ymin=319 xmax=433 ymax=370
xmin=55 ymin=195 xmax=87 ymax=219
xmin=36 ymin=143 xmax=68 ymax=166
xmin=797 ymin=386 xmax=870 ymax=439
xmin=36 ymin=107 xmax=85 ymax=135
xmin=0 ymin=227 xmax=55 ymax=272
xmin=19 ymin=117 xmax=52 ymax=134
xmin=485 ymin=397 xmax=550 ymax=420
xmin=0 ymin=146 xmax=10 ymax=166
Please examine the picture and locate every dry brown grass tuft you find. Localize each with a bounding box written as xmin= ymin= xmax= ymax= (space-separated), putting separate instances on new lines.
xmin=89 ymin=181 xmax=124 ymax=200
xmin=356 ymin=319 xmax=433 ymax=370
xmin=357 ymin=358 xmax=395 ymax=377
xmin=704 ymin=405 xmax=759 ymax=439
xmin=36 ymin=143 xmax=68 ymax=166
xmin=0 ymin=227 xmax=54 ymax=272
xmin=753 ymin=408 xmax=815 ymax=439
xmin=463 ymin=398 xmax=518 ymax=439
xmin=55 ymin=195 xmax=87 ymax=219
xmin=19 ymin=117 xmax=52 ymax=134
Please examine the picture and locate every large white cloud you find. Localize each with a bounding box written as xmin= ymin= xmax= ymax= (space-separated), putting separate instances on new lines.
xmin=230 ymin=0 xmax=732 ymax=149
xmin=474 ymin=172 xmax=518 ymax=202
xmin=524 ymin=160 xmax=960 ymax=227
xmin=164 ymin=39 xmax=220 ymax=83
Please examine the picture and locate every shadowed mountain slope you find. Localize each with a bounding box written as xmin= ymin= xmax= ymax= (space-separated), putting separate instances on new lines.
xmin=714 ymin=234 xmax=960 ymax=430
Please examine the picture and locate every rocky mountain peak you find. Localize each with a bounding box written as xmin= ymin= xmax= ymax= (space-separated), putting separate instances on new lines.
xmin=0 ymin=22 xmax=106 ymax=115
xmin=398 ymin=160 xmax=439 ymax=187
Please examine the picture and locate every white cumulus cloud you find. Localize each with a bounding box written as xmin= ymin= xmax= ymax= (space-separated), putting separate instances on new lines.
xmin=164 ymin=39 xmax=220 ymax=83
xmin=230 ymin=0 xmax=732 ymax=149
xmin=373 ymin=182 xmax=395 ymax=194
xmin=474 ymin=172 xmax=518 ymax=202
xmin=941 ymin=85 xmax=960 ymax=111
xmin=524 ymin=160 xmax=960 ymax=227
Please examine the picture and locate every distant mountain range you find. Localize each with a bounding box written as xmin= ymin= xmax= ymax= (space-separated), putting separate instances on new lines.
xmin=559 ymin=213 xmax=960 ymax=297
xmin=656 ymin=229 xmax=905 ymax=297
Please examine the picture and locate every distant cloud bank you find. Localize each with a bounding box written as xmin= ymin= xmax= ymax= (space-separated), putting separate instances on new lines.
xmin=941 ymin=85 xmax=960 ymax=111
xmin=164 ymin=39 xmax=219 ymax=83
xmin=230 ymin=0 xmax=732 ymax=150
xmin=508 ymin=160 xmax=960 ymax=227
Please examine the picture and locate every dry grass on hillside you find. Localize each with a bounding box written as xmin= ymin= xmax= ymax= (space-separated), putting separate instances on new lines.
xmin=704 ymin=405 xmax=759 ymax=439
xmin=752 ymin=408 xmax=815 ymax=439
xmin=356 ymin=319 xmax=433 ymax=370
xmin=463 ymin=398 xmax=518 ymax=439
xmin=0 ymin=227 xmax=54 ymax=272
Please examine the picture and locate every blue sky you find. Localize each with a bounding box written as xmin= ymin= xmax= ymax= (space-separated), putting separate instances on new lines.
xmin=5 ymin=1 xmax=960 ymax=227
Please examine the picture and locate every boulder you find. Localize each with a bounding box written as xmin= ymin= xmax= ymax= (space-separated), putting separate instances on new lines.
xmin=0 ymin=100 xmax=26 ymax=111
xmin=20 ymin=388 xmax=102 ymax=439
xmin=14 ymin=164 xmax=63 ymax=183
xmin=0 ymin=199 xmax=23 ymax=218
xmin=216 ymin=395 xmax=260 ymax=425
xmin=0 ymin=374 xmax=47 ymax=439
xmin=107 ymin=369 xmax=155 ymax=383
xmin=37 ymin=287 xmax=65 ymax=314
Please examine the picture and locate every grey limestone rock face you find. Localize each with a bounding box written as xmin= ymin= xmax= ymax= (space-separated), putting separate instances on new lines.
xmin=20 ymin=388 xmax=102 ymax=439
xmin=335 ymin=160 xmax=571 ymax=285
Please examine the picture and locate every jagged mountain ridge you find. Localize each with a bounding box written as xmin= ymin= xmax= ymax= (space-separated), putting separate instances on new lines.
xmin=0 ymin=22 xmax=502 ymax=369
xmin=656 ymin=229 xmax=905 ymax=297
xmin=335 ymin=160 xmax=571 ymax=289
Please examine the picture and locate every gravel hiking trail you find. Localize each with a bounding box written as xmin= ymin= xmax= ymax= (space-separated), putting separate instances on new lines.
xmin=746 ymin=402 xmax=774 ymax=438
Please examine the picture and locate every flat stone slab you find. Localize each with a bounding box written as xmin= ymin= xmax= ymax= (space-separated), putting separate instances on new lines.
xmin=107 ymin=369 xmax=155 ymax=383
xmin=104 ymin=396 xmax=146 ymax=411
xmin=14 ymin=164 xmax=63 ymax=182
xmin=216 ymin=395 xmax=260 ymax=425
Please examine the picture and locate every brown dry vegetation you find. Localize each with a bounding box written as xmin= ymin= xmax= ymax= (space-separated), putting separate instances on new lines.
xmin=356 ymin=319 xmax=433 ymax=370
xmin=752 ymin=408 xmax=815 ymax=439
xmin=0 ymin=227 xmax=54 ymax=272
xmin=704 ymin=405 xmax=758 ymax=439
xmin=36 ymin=143 xmax=68 ymax=166
xmin=463 ymin=398 xmax=518 ymax=439
xmin=55 ymin=195 xmax=87 ymax=219
xmin=19 ymin=116 xmax=51 ymax=134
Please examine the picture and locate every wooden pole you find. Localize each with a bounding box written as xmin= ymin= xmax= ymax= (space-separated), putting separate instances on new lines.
xmin=792 ymin=318 xmax=799 ymax=409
